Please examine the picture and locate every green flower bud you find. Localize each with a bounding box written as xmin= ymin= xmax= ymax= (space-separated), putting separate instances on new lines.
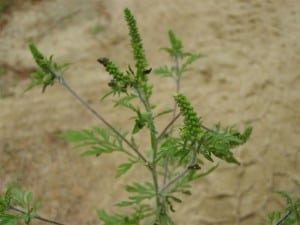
xmin=98 ymin=58 xmax=133 ymax=94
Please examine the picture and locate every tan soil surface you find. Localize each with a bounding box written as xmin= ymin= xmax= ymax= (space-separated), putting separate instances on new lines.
xmin=0 ymin=1 xmax=299 ymax=224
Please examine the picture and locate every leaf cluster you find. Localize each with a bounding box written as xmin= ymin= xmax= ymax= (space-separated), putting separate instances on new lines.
xmin=200 ymin=125 xmax=252 ymax=165
xmin=58 ymin=127 xmax=131 ymax=157
xmin=154 ymin=30 xmax=205 ymax=80
xmin=27 ymin=43 xmax=68 ymax=92
xmin=262 ymin=191 xmax=300 ymax=225
xmin=0 ymin=185 xmax=42 ymax=225
xmin=97 ymin=204 xmax=153 ymax=225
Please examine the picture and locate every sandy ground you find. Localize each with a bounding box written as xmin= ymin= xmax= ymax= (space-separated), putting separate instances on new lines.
xmin=0 ymin=1 xmax=299 ymax=224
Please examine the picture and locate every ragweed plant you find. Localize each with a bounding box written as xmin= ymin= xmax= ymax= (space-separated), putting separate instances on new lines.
xmin=1 ymin=8 xmax=252 ymax=225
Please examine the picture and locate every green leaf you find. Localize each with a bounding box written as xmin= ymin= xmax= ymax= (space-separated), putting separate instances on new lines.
xmin=58 ymin=127 xmax=128 ymax=157
xmin=267 ymin=211 xmax=281 ymax=225
xmin=181 ymin=190 xmax=192 ymax=195
xmin=80 ymin=146 xmax=112 ymax=156
xmin=156 ymin=137 xmax=183 ymax=167
xmin=161 ymin=30 xmax=182 ymax=57
xmin=97 ymin=210 xmax=124 ymax=225
xmin=192 ymin=164 xmax=219 ymax=180
xmin=276 ymin=191 xmax=294 ymax=212
xmin=132 ymin=119 xmax=146 ymax=134
xmin=58 ymin=130 xmax=93 ymax=142
xmin=153 ymin=66 xmax=173 ymax=78
xmin=32 ymin=199 xmax=43 ymax=212
xmin=114 ymin=94 xmax=137 ymax=112
xmin=115 ymin=201 xmax=135 ymax=207
xmin=241 ymin=126 xmax=252 ymax=142
xmin=22 ymin=213 xmax=31 ymax=224
xmin=100 ymin=90 xmax=115 ymax=101
xmin=132 ymin=111 xmax=152 ymax=134
xmin=116 ymin=162 xmax=133 ymax=178
xmin=26 ymin=192 xmax=32 ymax=210
xmin=167 ymin=195 xmax=182 ymax=203
xmin=168 ymin=30 xmax=182 ymax=51
xmin=0 ymin=214 xmax=19 ymax=225
xmin=125 ymin=182 xmax=155 ymax=204
xmin=11 ymin=188 xmax=25 ymax=207
xmin=180 ymin=53 xmax=205 ymax=74
xmin=97 ymin=205 xmax=154 ymax=225
xmin=0 ymin=187 xmax=12 ymax=213
xmin=154 ymin=108 xmax=173 ymax=119
xmin=200 ymin=125 xmax=251 ymax=164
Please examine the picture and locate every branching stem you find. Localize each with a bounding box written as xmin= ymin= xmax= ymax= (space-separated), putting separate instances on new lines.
xmin=54 ymin=75 xmax=151 ymax=169
xmin=10 ymin=206 xmax=66 ymax=225
xmin=159 ymin=144 xmax=198 ymax=194
xmin=136 ymin=87 xmax=160 ymax=209
xmin=275 ymin=210 xmax=293 ymax=225
xmin=162 ymin=53 xmax=181 ymax=186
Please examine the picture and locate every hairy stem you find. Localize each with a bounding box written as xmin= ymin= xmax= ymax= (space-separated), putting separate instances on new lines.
xmin=10 ymin=206 xmax=66 ymax=225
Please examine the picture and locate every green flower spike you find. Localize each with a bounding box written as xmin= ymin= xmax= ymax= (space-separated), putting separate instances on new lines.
xmin=174 ymin=93 xmax=202 ymax=142
xmin=98 ymin=57 xmax=132 ymax=94
xmin=124 ymin=8 xmax=148 ymax=80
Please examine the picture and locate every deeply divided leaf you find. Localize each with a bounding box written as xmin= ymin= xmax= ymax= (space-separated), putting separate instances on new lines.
xmin=116 ymin=162 xmax=134 ymax=178
xmin=58 ymin=127 xmax=128 ymax=157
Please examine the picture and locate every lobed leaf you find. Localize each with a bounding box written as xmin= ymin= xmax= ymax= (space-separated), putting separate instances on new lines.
xmin=115 ymin=162 xmax=134 ymax=178
xmin=0 ymin=214 xmax=19 ymax=225
xmin=58 ymin=127 xmax=129 ymax=157
xmin=180 ymin=53 xmax=205 ymax=74
xmin=153 ymin=66 xmax=173 ymax=78
xmin=124 ymin=182 xmax=155 ymax=205
xmin=160 ymin=30 xmax=182 ymax=57
xmin=114 ymin=94 xmax=137 ymax=112
xmin=154 ymin=108 xmax=173 ymax=119
xmin=97 ymin=210 xmax=124 ymax=225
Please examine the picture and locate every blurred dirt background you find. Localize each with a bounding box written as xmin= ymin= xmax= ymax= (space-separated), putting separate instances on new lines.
xmin=0 ymin=0 xmax=299 ymax=224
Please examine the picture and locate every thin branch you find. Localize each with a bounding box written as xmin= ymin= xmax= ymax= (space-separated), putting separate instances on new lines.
xmin=10 ymin=206 xmax=66 ymax=225
xmin=275 ymin=210 xmax=293 ymax=225
xmin=158 ymin=113 xmax=181 ymax=140
xmin=159 ymin=144 xmax=198 ymax=194
xmin=55 ymin=71 xmax=149 ymax=164
xmin=59 ymin=79 xmax=151 ymax=169
xmin=162 ymin=153 xmax=170 ymax=186
xmin=201 ymin=124 xmax=214 ymax=132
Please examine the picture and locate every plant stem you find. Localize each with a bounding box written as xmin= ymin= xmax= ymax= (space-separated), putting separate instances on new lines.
xmin=135 ymin=87 xmax=162 ymax=218
xmin=159 ymin=146 xmax=198 ymax=195
xmin=58 ymin=77 xmax=150 ymax=169
xmin=163 ymin=54 xmax=181 ymax=186
xmin=10 ymin=206 xmax=66 ymax=225
xmin=275 ymin=210 xmax=293 ymax=225
xmin=158 ymin=113 xmax=181 ymax=140
xmin=170 ymin=54 xmax=181 ymax=133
